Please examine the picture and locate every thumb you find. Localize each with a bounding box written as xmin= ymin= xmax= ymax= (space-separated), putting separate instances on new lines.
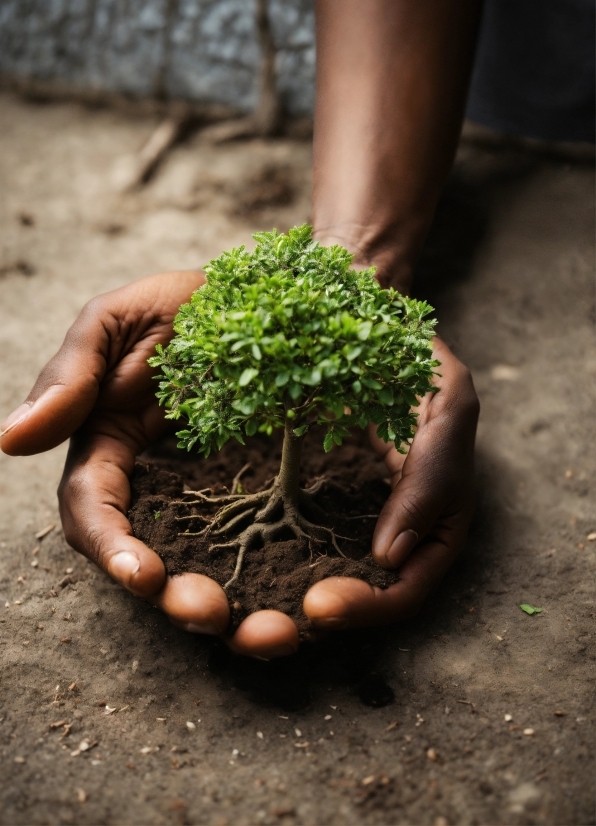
xmin=0 ymin=306 xmax=108 ymax=456
xmin=371 ymin=449 xmax=447 ymax=569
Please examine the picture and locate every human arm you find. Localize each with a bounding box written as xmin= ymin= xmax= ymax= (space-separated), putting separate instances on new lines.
xmin=301 ymin=0 xmax=481 ymax=628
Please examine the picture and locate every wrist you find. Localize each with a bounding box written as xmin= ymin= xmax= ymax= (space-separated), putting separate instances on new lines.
xmin=312 ymin=220 xmax=423 ymax=295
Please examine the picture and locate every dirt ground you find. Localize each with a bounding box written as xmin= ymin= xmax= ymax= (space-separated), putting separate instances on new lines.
xmin=0 ymin=92 xmax=594 ymax=826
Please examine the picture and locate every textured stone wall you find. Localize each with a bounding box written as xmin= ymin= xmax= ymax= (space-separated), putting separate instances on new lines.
xmin=0 ymin=0 xmax=316 ymax=115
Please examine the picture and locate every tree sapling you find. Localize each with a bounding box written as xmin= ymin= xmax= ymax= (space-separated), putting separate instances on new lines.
xmin=150 ymin=225 xmax=438 ymax=588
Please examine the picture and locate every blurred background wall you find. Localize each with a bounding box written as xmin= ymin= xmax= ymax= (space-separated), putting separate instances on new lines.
xmin=0 ymin=0 xmax=315 ymax=115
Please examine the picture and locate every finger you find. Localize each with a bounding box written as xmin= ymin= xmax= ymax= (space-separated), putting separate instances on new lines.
xmin=0 ymin=270 xmax=205 ymax=457
xmin=153 ymin=573 xmax=230 ymax=635
xmin=59 ymin=431 xmax=166 ymax=598
xmin=227 ymin=610 xmax=300 ymax=659
xmin=304 ymin=539 xmax=457 ymax=629
xmin=372 ymin=357 xmax=478 ymax=570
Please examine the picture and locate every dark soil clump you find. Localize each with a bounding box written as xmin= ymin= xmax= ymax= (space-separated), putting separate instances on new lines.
xmin=129 ymin=427 xmax=400 ymax=635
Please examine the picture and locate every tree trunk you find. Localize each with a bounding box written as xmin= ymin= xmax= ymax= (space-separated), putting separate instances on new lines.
xmin=277 ymin=421 xmax=304 ymax=503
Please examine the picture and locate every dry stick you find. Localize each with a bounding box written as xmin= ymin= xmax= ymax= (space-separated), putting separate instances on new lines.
xmin=231 ymin=462 xmax=251 ymax=494
xmin=199 ymin=0 xmax=283 ymax=144
xmin=113 ymin=108 xmax=190 ymax=192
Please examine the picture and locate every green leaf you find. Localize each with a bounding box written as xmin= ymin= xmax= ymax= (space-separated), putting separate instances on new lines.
xmin=275 ymin=371 xmax=290 ymax=387
xmin=323 ymin=432 xmax=334 ymax=452
xmin=519 ymin=604 xmax=543 ymax=615
xmin=239 ymin=368 xmax=258 ymax=387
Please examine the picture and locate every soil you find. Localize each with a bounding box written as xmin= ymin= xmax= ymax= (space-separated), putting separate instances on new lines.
xmin=0 ymin=92 xmax=594 ymax=826
xmin=129 ymin=429 xmax=400 ymax=635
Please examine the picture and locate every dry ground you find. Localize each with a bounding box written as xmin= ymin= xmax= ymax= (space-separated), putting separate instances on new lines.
xmin=0 ymin=92 xmax=594 ymax=825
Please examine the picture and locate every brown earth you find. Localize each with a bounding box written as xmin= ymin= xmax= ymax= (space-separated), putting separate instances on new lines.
xmin=0 ymin=92 xmax=594 ymax=826
xmin=129 ymin=428 xmax=401 ymax=636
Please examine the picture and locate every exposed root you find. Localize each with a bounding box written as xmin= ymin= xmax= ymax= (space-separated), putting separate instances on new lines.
xmin=171 ymin=474 xmax=356 ymax=590
xmin=231 ymin=462 xmax=251 ymax=494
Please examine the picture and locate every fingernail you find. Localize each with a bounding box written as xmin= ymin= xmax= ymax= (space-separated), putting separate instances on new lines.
xmin=315 ymin=617 xmax=348 ymax=630
xmin=385 ymin=529 xmax=418 ymax=567
xmin=107 ymin=551 xmax=140 ymax=587
xmin=183 ymin=622 xmax=220 ymax=635
xmin=0 ymin=403 xmax=32 ymax=437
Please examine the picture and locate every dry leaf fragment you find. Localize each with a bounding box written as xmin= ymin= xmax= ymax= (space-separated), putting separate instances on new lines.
xmin=293 ymin=742 xmax=309 ymax=748
xmin=385 ymin=721 xmax=399 ymax=732
xmin=35 ymin=523 xmax=56 ymax=540
xmin=104 ymin=706 xmax=117 ymax=715
xmin=554 ymin=710 xmax=565 ymax=717
xmin=362 ymin=775 xmax=376 ymax=786
xmin=60 ymin=638 xmax=71 ymax=644
xmin=68 ymin=682 xmax=77 ymax=691
xmin=49 ymin=719 xmax=68 ymax=729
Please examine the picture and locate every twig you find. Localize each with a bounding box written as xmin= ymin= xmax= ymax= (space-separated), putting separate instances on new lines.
xmin=231 ymin=463 xmax=251 ymax=494
xmin=112 ymin=107 xmax=190 ymax=192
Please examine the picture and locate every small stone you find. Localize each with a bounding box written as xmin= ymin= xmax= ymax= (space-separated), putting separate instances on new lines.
xmin=186 ymin=721 xmax=196 ymax=731
xmin=504 ymin=714 xmax=513 ymax=722
xmin=14 ymin=756 xmax=26 ymax=764
xmin=256 ymin=731 xmax=264 ymax=739
xmin=523 ymin=728 xmax=535 ymax=736
xmin=587 ymin=532 xmax=596 ymax=541
xmin=427 ymin=747 xmax=438 ymax=762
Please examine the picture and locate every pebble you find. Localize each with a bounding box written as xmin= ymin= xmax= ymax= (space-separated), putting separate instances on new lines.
xmin=523 ymin=728 xmax=535 ymax=736
xmin=504 ymin=714 xmax=513 ymax=722
xmin=257 ymin=731 xmax=264 ymax=739
xmin=186 ymin=721 xmax=196 ymax=731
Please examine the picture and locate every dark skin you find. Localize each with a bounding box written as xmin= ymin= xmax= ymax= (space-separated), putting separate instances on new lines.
xmin=0 ymin=0 xmax=480 ymax=658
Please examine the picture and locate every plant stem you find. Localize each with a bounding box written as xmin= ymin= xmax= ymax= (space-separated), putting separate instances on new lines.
xmin=277 ymin=421 xmax=304 ymax=503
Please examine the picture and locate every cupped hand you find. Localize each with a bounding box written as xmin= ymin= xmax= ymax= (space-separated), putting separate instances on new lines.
xmin=303 ymin=336 xmax=479 ymax=629
xmin=0 ymin=272 xmax=299 ymax=660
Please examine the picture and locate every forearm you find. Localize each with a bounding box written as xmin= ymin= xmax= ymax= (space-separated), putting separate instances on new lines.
xmin=312 ymin=0 xmax=481 ymax=293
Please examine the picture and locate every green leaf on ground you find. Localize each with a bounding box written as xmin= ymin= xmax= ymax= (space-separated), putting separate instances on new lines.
xmin=519 ymin=603 xmax=543 ymax=615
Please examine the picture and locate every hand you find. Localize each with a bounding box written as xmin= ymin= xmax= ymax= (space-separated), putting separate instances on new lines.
xmin=0 ymin=272 xmax=299 ymax=660
xmin=302 ymin=336 xmax=479 ymax=628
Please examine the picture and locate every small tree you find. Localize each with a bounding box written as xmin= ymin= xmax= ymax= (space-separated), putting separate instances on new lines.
xmin=150 ymin=225 xmax=437 ymax=587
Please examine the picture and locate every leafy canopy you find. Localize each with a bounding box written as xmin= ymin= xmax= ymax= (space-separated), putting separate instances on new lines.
xmin=150 ymin=225 xmax=438 ymax=455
